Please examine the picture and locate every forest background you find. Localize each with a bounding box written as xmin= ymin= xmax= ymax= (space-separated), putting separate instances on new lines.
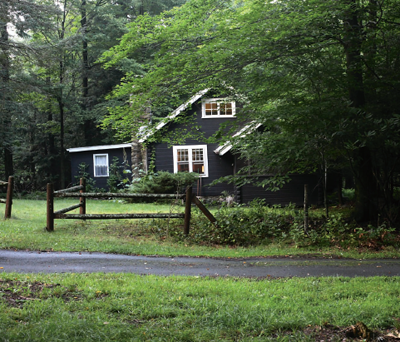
xmin=2 ymin=0 xmax=400 ymax=225
xmin=0 ymin=0 xmax=187 ymax=192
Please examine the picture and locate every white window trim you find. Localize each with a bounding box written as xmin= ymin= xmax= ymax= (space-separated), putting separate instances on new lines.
xmin=93 ymin=153 xmax=109 ymax=177
xmin=173 ymin=145 xmax=208 ymax=178
xmin=201 ymin=98 xmax=236 ymax=118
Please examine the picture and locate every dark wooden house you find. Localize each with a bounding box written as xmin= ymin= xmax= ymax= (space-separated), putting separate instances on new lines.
xmin=67 ymin=144 xmax=131 ymax=189
xmin=139 ymin=90 xmax=321 ymax=205
xmin=67 ymin=90 xmax=321 ymax=204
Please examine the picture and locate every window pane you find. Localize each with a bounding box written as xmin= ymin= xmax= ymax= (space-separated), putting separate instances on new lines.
xmin=192 ymin=162 xmax=204 ymax=174
xmin=177 ymin=149 xmax=189 ymax=172
xmin=192 ymin=148 xmax=203 ymax=161
xmin=177 ymin=149 xmax=188 ymax=162
xmin=95 ymin=165 xmax=108 ymax=176
xmin=192 ymin=148 xmax=204 ymax=174
xmin=221 ymin=102 xmax=232 ymax=115
xmin=95 ymin=155 xmax=107 ymax=165
xmin=205 ymin=102 xmax=218 ymax=115
xmin=178 ymin=163 xmax=190 ymax=172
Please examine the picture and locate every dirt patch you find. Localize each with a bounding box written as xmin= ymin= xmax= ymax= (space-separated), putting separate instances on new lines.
xmin=279 ymin=323 xmax=400 ymax=341
xmin=0 ymin=279 xmax=83 ymax=308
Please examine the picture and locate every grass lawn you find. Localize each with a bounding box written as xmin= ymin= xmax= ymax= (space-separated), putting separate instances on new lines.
xmin=1 ymin=200 xmax=400 ymax=341
xmin=0 ymin=199 xmax=399 ymax=259
xmin=1 ymin=273 xmax=400 ymax=341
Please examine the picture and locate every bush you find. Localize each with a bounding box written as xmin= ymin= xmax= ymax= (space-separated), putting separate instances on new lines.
xmin=147 ymin=201 xmax=399 ymax=249
xmin=151 ymin=200 xmax=298 ymax=246
xmin=128 ymin=171 xmax=199 ymax=195
xmin=342 ymin=188 xmax=355 ymax=201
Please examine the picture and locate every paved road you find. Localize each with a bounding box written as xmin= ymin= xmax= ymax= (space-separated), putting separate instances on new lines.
xmin=1 ymin=249 xmax=400 ymax=277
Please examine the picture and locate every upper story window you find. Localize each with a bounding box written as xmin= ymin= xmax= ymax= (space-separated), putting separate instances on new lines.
xmin=93 ymin=153 xmax=109 ymax=177
xmin=173 ymin=145 xmax=208 ymax=177
xmin=202 ymin=98 xmax=236 ymax=118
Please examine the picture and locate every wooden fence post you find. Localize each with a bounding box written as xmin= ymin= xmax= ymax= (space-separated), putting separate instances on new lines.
xmin=304 ymin=184 xmax=309 ymax=234
xmin=79 ymin=178 xmax=86 ymax=216
xmin=183 ymin=186 xmax=192 ymax=235
xmin=47 ymin=183 xmax=54 ymax=231
xmin=5 ymin=176 xmax=13 ymax=219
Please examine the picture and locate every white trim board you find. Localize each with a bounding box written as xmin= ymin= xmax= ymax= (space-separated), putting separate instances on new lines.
xmin=214 ymin=122 xmax=262 ymax=156
xmin=67 ymin=143 xmax=131 ymax=153
xmin=139 ymin=89 xmax=209 ymax=143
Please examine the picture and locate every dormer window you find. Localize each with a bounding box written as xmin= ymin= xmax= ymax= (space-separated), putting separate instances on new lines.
xmin=202 ymin=98 xmax=236 ymax=118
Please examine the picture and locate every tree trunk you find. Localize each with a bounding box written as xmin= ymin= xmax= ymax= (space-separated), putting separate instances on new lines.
xmin=81 ymin=0 xmax=93 ymax=145
xmin=46 ymin=76 xmax=56 ymax=182
xmin=57 ymin=0 xmax=67 ymax=189
xmin=343 ymin=0 xmax=377 ymax=222
xmin=131 ymin=140 xmax=143 ymax=179
xmin=0 ymin=20 xmax=14 ymax=178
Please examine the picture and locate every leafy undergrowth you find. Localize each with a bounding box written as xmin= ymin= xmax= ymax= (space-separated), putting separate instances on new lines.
xmin=1 ymin=199 xmax=399 ymax=259
xmin=1 ymin=273 xmax=400 ymax=341
xmin=146 ymin=201 xmax=400 ymax=253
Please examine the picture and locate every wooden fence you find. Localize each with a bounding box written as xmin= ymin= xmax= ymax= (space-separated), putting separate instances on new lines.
xmin=46 ymin=178 xmax=216 ymax=233
xmin=0 ymin=176 xmax=14 ymax=219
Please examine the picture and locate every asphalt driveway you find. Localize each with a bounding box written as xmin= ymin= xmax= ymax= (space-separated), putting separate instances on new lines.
xmin=1 ymin=249 xmax=400 ymax=277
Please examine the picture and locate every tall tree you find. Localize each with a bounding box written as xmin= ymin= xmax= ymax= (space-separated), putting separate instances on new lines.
xmin=102 ymin=0 xmax=400 ymax=223
xmin=0 ymin=0 xmax=59 ymax=180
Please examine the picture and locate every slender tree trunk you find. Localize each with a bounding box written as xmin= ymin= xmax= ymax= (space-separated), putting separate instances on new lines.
xmin=81 ymin=0 xmax=93 ymax=145
xmin=58 ymin=91 xmax=65 ymax=189
xmin=81 ymin=0 xmax=88 ymax=101
xmin=46 ymin=76 xmax=56 ymax=182
xmin=0 ymin=20 xmax=14 ymax=178
xmin=343 ymin=0 xmax=377 ymax=222
xmin=323 ymin=159 xmax=328 ymax=218
xmin=57 ymin=0 xmax=67 ymax=189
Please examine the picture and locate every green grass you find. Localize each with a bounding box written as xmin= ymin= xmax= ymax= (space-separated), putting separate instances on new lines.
xmin=1 ymin=200 xmax=400 ymax=341
xmin=1 ymin=273 xmax=400 ymax=341
xmin=0 ymin=199 xmax=399 ymax=259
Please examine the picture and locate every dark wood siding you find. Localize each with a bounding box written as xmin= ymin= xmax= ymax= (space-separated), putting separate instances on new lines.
xmin=69 ymin=147 xmax=131 ymax=190
xmin=240 ymin=174 xmax=321 ymax=206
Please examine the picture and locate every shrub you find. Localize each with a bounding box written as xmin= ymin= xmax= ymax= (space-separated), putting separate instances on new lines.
xmin=342 ymin=188 xmax=355 ymax=201
xmin=128 ymin=171 xmax=199 ymax=195
xmin=107 ymin=157 xmax=131 ymax=192
xmin=74 ymin=163 xmax=98 ymax=192
xmin=147 ymin=202 xmax=399 ymax=250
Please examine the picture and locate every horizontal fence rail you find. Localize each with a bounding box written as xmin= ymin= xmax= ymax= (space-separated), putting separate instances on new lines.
xmin=54 ymin=184 xmax=84 ymax=194
xmin=0 ymin=176 xmax=13 ymax=219
xmin=47 ymin=178 xmax=216 ymax=233
xmin=54 ymin=213 xmax=185 ymax=219
xmin=54 ymin=192 xmax=184 ymax=199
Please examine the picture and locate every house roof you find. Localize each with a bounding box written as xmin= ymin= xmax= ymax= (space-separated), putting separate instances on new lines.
xmin=214 ymin=122 xmax=262 ymax=156
xmin=67 ymin=143 xmax=131 ymax=153
xmin=138 ymin=89 xmax=210 ymax=143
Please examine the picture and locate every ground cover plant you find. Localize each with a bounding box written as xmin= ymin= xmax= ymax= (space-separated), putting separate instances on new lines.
xmin=0 ymin=199 xmax=399 ymax=259
xmin=0 ymin=273 xmax=400 ymax=341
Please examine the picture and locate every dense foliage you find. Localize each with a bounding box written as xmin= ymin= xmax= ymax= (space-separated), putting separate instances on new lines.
xmin=102 ymin=0 xmax=400 ymax=224
xmin=2 ymin=0 xmax=400 ymax=226
xmin=129 ymin=170 xmax=199 ymax=194
xmin=0 ymin=0 xmax=186 ymax=190
xmin=150 ymin=202 xmax=399 ymax=249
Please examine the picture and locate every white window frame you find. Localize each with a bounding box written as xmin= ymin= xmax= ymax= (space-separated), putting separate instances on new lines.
xmin=173 ymin=145 xmax=208 ymax=177
xmin=201 ymin=98 xmax=236 ymax=118
xmin=93 ymin=153 xmax=109 ymax=177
